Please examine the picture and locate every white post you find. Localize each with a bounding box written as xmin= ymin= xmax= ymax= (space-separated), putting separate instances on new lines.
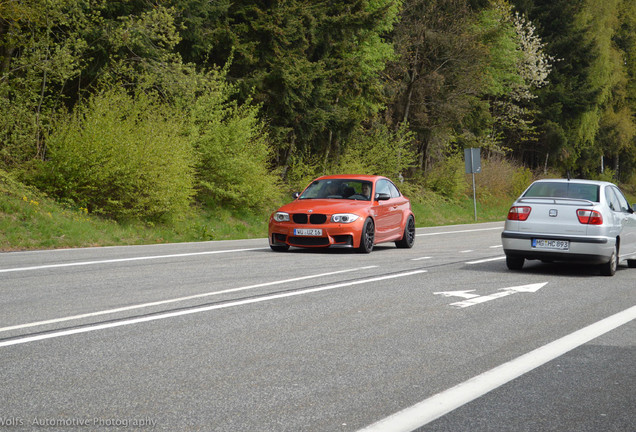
xmin=472 ymin=172 xmax=477 ymax=222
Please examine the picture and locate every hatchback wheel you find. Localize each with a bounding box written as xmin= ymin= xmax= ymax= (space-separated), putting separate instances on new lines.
xmin=506 ymin=255 xmax=524 ymax=270
xmin=600 ymin=245 xmax=617 ymax=276
xmin=358 ymin=218 xmax=375 ymax=253
xmin=396 ymin=215 xmax=415 ymax=248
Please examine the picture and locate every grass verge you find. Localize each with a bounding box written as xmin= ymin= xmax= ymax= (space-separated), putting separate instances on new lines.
xmin=7 ymin=168 xmax=634 ymax=252
xmin=1 ymin=172 xmax=505 ymax=252
xmin=0 ymin=169 xmax=271 ymax=251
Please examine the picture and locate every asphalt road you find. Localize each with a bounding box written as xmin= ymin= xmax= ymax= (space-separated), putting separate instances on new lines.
xmin=0 ymin=221 xmax=634 ymax=431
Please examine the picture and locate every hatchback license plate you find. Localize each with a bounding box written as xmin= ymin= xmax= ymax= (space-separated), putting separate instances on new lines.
xmin=294 ymin=228 xmax=323 ymax=236
xmin=532 ymin=239 xmax=569 ymax=250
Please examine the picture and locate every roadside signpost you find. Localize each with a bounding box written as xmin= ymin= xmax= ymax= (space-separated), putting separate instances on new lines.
xmin=464 ymin=148 xmax=481 ymax=221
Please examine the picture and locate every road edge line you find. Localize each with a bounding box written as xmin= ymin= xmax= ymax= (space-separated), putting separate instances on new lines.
xmin=358 ymin=305 xmax=636 ymax=432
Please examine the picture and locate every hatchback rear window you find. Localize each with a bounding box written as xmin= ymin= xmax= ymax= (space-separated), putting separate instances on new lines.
xmin=523 ymin=182 xmax=599 ymax=201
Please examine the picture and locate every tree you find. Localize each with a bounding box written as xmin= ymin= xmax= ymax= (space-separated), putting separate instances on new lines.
xmin=386 ymin=0 xmax=487 ymax=171
xmin=596 ymin=0 xmax=636 ymax=180
xmin=81 ymin=1 xmax=184 ymax=99
xmin=476 ymin=0 xmax=553 ymax=162
xmin=0 ymin=0 xmax=96 ymax=167
xmin=0 ymin=0 xmax=187 ymax=169
xmin=170 ymin=0 xmax=402 ymax=172
xmin=517 ymin=0 xmax=636 ymax=178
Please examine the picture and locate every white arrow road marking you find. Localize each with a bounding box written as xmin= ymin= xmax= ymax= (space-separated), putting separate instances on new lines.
xmin=450 ymin=283 xmax=548 ymax=308
xmin=503 ymin=283 xmax=547 ymax=293
xmin=451 ymin=291 xmax=512 ymax=308
xmin=433 ymin=290 xmax=480 ymax=299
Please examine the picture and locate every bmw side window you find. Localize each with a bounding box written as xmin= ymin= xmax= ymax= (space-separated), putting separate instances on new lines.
xmin=612 ymin=187 xmax=630 ymax=212
xmin=376 ymin=180 xmax=390 ymax=196
xmin=388 ymin=182 xmax=401 ymax=198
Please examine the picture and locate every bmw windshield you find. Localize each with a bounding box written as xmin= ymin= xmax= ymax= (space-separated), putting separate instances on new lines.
xmin=300 ymin=179 xmax=373 ymax=201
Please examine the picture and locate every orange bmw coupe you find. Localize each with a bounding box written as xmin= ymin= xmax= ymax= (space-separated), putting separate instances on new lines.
xmin=269 ymin=175 xmax=415 ymax=253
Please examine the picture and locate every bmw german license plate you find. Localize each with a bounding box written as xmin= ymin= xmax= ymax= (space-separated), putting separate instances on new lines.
xmin=294 ymin=228 xmax=323 ymax=236
xmin=532 ymin=239 xmax=569 ymax=250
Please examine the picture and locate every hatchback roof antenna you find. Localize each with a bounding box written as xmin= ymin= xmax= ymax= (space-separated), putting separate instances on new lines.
xmin=567 ymin=170 xmax=571 ymax=181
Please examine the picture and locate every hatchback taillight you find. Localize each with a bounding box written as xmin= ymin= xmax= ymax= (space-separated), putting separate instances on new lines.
xmin=507 ymin=206 xmax=531 ymax=221
xmin=577 ymin=209 xmax=603 ymax=225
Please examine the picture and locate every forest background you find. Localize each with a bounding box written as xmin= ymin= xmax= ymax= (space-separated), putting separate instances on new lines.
xmin=1 ymin=0 xmax=635 ymax=249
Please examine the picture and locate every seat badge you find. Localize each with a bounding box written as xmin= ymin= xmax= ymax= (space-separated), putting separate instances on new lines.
xmin=549 ymin=209 xmax=558 ymax=217
xmin=308 ymin=209 xmax=313 ymax=213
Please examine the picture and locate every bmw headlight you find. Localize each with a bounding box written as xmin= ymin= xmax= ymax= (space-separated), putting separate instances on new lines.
xmin=273 ymin=212 xmax=290 ymax=222
xmin=331 ymin=213 xmax=359 ymax=223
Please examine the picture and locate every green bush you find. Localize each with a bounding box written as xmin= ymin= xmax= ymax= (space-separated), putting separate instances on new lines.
xmin=283 ymin=153 xmax=323 ymax=194
xmin=189 ymin=91 xmax=282 ymax=211
xmin=473 ymin=156 xmax=535 ymax=200
xmin=590 ymin=169 xmax=617 ymax=183
xmin=35 ymin=88 xmax=195 ymax=221
xmin=0 ymin=85 xmax=40 ymax=168
xmin=281 ymin=122 xmax=416 ymax=195
xmin=424 ymin=156 xmax=466 ymax=200
xmin=336 ymin=122 xmax=415 ymax=179
xmin=511 ymin=166 xmax=534 ymax=197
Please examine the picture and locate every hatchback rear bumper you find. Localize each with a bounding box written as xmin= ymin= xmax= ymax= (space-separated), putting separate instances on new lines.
xmin=501 ymin=231 xmax=609 ymax=244
xmin=501 ymin=231 xmax=614 ymax=264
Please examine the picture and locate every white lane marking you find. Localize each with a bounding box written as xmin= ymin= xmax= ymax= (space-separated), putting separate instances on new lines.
xmin=0 ymin=248 xmax=268 ymax=273
xmin=416 ymin=227 xmax=501 ymax=236
xmin=466 ymin=256 xmax=506 ymax=264
xmin=460 ymin=250 xmax=474 ymax=253
xmin=410 ymin=257 xmax=432 ymax=261
xmin=0 ymin=270 xmax=427 ymax=347
xmin=0 ymin=266 xmax=378 ymax=333
xmin=359 ymin=305 xmax=636 ymax=432
xmin=489 ymin=245 xmax=503 ymax=248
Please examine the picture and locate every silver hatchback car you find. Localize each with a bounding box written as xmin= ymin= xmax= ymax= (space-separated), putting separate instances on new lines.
xmin=502 ymin=179 xmax=636 ymax=276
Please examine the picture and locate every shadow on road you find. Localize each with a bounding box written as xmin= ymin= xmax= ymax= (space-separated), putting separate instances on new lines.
xmin=463 ymin=259 xmax=628 ymax=278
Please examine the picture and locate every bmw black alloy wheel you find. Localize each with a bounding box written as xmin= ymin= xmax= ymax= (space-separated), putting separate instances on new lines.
xmin=358 ymin=218 xmax=374 ymax=253
xmin=396 ymin=215 xmax=415 ymax=248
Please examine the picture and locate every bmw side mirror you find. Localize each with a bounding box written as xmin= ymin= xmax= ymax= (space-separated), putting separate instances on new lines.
xmin=292 ymin=192 xmax=300 ymax=199
xmin=375 ymin=193 xmax=391 ymax=201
